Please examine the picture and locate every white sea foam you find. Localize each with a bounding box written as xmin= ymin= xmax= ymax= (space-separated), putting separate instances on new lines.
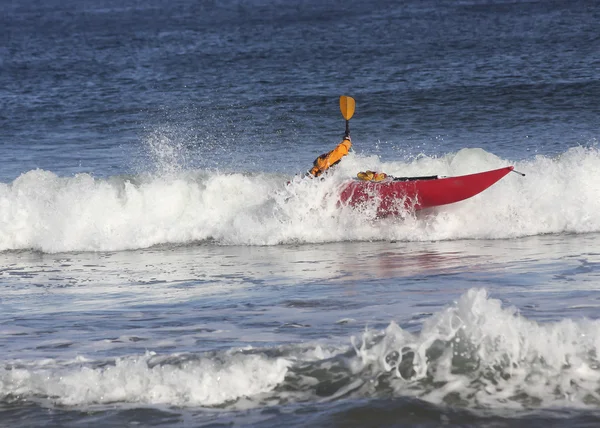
xmin=3 ymin=289 xmax=600 ymax=411
xmin=1 ymin=147 xmax=600 ymax=252
xmin=353 ymin=288 xmax=600 ymax=409
xmin=0 ymin=351 xmax=290 ymax=407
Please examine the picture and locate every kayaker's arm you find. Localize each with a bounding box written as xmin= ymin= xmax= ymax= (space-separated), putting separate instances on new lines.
xmin=307 ymin=95 xmax=355 ymax=177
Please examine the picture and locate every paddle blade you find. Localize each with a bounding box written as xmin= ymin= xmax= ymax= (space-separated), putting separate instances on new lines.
xmin=339 ymin=95 xmax=355 ymax=121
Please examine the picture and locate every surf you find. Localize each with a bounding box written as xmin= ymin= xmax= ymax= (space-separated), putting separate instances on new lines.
xmin=3 ymin=288 xmax=600 ymax=412
xmin=1 ymin=146 xmax=600 ymax=253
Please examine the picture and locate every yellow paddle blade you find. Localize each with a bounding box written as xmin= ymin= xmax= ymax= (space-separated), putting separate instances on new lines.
xmin=339 ymin=95 xmax=355 ymax=121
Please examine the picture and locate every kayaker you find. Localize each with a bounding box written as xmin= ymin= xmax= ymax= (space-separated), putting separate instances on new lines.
xmin=308 ymin=135 xmax=352 ymax=177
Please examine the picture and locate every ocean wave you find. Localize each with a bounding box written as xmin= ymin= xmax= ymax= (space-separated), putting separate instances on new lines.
xmin=351 ymin=288 xmax=600 ymax=409
xmin=0 ymin=352 xmax=291 ymax=407
xmin=1 ymin=146 xmax=600 ymax=253
xmin=3 ymin=289 xmax=600 ymax=411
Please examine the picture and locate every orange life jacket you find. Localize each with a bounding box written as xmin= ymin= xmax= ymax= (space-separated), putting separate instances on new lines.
xmin=309 ymin=138 xmax=351 ymax=177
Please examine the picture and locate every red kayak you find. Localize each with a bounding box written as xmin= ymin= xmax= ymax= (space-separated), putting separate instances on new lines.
xmin=339 ymin=166 xmax=514 ymax=216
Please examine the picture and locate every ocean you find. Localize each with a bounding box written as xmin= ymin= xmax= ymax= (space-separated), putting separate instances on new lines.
xmin=2 ymin=0 xmax=600 ymax=426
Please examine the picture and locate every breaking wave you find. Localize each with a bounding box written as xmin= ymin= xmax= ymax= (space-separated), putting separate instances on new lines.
xmin=1 ymin=146 xmax=600 ymax=253
xmin=3 ymin=289 xmax=600 ymax=412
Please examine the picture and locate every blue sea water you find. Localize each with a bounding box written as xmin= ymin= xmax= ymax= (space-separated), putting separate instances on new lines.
xmin=2 ymin=0 xmax=600 ymax=426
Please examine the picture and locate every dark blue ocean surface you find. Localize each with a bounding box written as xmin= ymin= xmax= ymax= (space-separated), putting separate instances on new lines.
xmin=2 ymin=1 xmax=600 ymax=427
xmin=2 ymin=0 xmax=599 ymax=180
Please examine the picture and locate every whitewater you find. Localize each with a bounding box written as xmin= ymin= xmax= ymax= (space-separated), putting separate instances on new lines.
xmin=3 ymin=148 xmax=600 ymax=425
xmin=3 ymin=288 xmax=600 ymax=414
xmin=2 ymin=146 xmax=599 ymax=253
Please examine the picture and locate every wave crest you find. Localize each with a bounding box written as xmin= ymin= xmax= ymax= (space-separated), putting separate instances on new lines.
xmin=2 ymin=147 xmax=600 ymax=252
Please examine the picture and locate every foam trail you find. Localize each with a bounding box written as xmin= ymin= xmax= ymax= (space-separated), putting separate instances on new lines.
xmin=2 ymin=147 xmax=600 ymax=252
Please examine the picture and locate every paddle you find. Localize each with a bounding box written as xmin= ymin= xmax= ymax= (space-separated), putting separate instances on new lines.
xmin=339 ymin=95 xmax=355 ymax=138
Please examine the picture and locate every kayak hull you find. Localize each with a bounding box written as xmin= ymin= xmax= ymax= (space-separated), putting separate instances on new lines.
xmin=339 ymin=166 xmax=514 ymax=216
